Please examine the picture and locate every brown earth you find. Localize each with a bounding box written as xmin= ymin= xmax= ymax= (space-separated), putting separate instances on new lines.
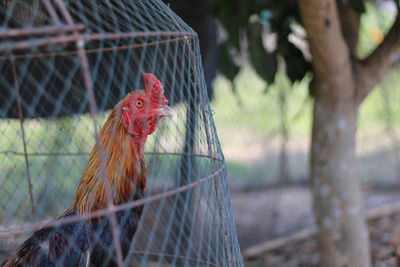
xmin=231 ymin=185 xmax=400 ymax=266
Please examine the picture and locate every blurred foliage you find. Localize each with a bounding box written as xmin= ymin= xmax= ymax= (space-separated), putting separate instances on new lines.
xmin=209 ymin=0 xmax=310 ymax=87
xmin=358 ymin=3 xmax=396 ymax=56
xmin=349 ymin=0 xmax=367 ymax=14
xmin=207 ymin=0 xmax=395 ymax=93
xmin=246 ymin=21 xmax=277 ymax=87
xmin=217 ymin=42 xmax=240 ymax=92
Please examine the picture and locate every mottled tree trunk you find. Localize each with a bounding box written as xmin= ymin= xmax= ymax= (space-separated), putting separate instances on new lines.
xmin=299 ymin=0 xmax=400 ymax=259
xmin=311 ymin=79 xmax=370 ymax=267
xmin=298 ymin=1 xmax=374 ymax=266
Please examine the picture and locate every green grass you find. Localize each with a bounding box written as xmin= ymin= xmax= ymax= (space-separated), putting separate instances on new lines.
xmin=211 ymin=66 xmax=312 ymax=183
xmin=212 ymin=66 xmax=312 ymax=136
xmin=212 ymin=63 xmax=400 ymax=184
xmin=360 ymin=69 xmax=400 ymax=129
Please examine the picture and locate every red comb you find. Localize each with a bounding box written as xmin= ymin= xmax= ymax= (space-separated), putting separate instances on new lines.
xmin=143 ymin=73 xmax=168 ymax=105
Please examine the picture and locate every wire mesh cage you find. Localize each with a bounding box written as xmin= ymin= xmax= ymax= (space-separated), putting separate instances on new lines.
xmin=0 ymin=0 xmax=243 ymax=266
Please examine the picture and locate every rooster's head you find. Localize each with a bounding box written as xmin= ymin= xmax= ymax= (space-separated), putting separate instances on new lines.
xmin=121 ymin=73 xmax=172 ymax=138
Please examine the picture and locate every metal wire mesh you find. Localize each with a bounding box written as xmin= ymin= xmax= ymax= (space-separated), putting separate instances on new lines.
xmin=0 ymin=0 xmax=243 ymax=266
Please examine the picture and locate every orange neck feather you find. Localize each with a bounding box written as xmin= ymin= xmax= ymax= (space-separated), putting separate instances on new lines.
xmin=72 ymin=98 xmax=147 ymax=216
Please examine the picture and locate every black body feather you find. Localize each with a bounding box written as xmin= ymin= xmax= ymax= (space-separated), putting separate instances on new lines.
xmin=1 ymin=212 xmax=91 ymax=267
xmin=2 ymin=190 xmax=145 ymax=267
xmin=90 ymin=189 xmax=144 ymax=267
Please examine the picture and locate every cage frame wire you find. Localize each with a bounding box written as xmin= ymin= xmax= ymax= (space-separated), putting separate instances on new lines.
xmin=0 ymin=0 xmax=235 ymax=266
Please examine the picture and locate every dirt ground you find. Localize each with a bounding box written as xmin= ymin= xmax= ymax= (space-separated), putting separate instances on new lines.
xmin=244 ymin=211 xmax=400 ymax=267
xmin=231 ymin=185 xmax=400 ymax=266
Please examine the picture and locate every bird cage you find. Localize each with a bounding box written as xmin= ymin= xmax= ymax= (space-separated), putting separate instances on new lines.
xmin=0 ymin=0 xmax=243 ymax=266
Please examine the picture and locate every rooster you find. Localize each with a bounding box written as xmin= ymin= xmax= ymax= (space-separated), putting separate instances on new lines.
xmin=2 ymin=73 xmax=172 ymax=267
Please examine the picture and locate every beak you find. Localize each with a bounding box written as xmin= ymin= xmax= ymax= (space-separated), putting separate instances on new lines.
xmin=157 ymin=105 xmax=173 ymax=117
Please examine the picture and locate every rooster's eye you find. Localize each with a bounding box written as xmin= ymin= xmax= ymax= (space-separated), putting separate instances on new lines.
xmin=136 ymin=100 xmax=143 ymax=107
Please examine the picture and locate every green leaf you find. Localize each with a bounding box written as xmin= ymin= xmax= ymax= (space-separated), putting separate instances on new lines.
xmin=218 ymin=42 xmax=240 ymax=83
xmin=218 ymin=42 xmax=242 ymax=102
xmin=208 ymin=0 xmax=251 ymax=48
xmin=247 ymin=22 xmax=277 ymax=84
xmin=348 ymin=0 xmax=366 ymax=14
xmin=281 ymin=41 xmax=310 ymax=83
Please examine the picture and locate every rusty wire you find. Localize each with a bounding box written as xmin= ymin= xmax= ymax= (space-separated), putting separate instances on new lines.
xmin=0 ymin=164 xmax=225 ymax=237
xmin=0 ymin=0 xmax=243 ymax=266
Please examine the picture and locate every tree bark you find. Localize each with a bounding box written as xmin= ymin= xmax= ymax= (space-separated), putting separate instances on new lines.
xmin=311 ymin=84 xmax=370 ymax=267
xmin=290 ymin=0 xmax=400 ymax=265
xmin=336 ymin=0 xmax=360 ymax=56
xmin=299 ymin=1 xmax=371 ymax=266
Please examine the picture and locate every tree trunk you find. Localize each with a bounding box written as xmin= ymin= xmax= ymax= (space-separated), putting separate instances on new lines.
xmin=298 ymin=1 xmax=373 ymax=265
xmin=311 ymin=79 xmax=370 ymax=267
